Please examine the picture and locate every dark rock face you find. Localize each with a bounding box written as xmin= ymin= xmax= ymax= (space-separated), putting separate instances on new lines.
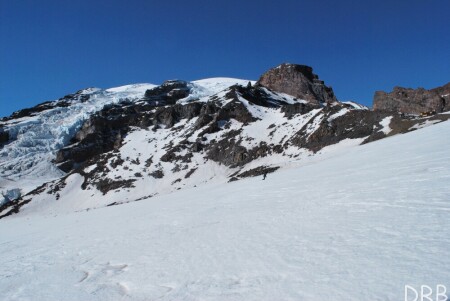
xmin=373 ymin=83 xmax=450 ymax=114
xmin=0 ymin=127 xmax=8 ymax=144
xmin=281 ymin=102 xmax=321 ymax=118
xmin=2 ymin=101 xmax=70 ymax=121
xmin=228 ymin=84 xmax=297 ymax=108
xmin=153 ymin=102 xmax=202 ymax=128
xmin=230 ymin=165 xmax=280 ymax=181
xmin=431 ymin=82 xmax=450 ymax=111
xmin=206 ymin=129 xmax=247 ymax=166
xmin=143 ymin=80 xmax=191 ymax=106
xmin=58 ymin=89 xmax=92 ymax=103
xmin=54 ymin=99 xmax=205 ymax=173
xmin=286 ymin=105 xmax=391 ymax=152
xmin=55 ymin=103 xmax=137 ymax=172
xmin=256 ymin=63 xmax=337 ymax=104
xmin=1 ymin=89 xmax=92 ymax=121
xmin=95 ymin=178 xmax=135 ymax=195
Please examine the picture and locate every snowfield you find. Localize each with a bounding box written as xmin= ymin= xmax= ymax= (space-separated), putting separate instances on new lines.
xmin=1 ymin=120 xmax=450 ymax=300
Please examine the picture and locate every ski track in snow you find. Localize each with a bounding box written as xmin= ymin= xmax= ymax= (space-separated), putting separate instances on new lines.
xmin=1 ymin=121 xmax=449 ymax=300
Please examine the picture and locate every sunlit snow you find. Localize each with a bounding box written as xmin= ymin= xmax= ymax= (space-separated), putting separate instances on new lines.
xmin=0 ymin=120 xmax=449 ymax=300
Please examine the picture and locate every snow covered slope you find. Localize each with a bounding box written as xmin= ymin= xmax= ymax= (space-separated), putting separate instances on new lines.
xmin=8 ymin=83 xmax=383 ymax=216
xmin=1 ymin=119 xmax=449 ymax=301
xmin=0 ymin=79 xmax=249 ymax=204
xmin=0 ymin=85 xmax=154 ymax=199
xmin=3 ymin=74 xmax=450 ymax=218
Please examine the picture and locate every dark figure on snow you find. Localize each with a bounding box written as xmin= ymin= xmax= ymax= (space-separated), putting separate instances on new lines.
xmin=262 ymin=172 xmax=267 ymax=180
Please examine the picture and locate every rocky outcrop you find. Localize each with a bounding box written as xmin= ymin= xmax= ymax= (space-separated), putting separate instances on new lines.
xmin=373 ymin=83 xmax=450 ymax=114
xmin=256 ymin=63 xmax=337 ymax=104
xmin=281 ymin=102 xmax=321 ymax=118
xmin=55 ymin=103 xmax=137 ymax=172
xmin=153 ymin=102 xmax=203 ymax=128
xmin=55 ymin=100 xmax=205 ymax=172
xmin=289 ymin=106 xmax=393 ymax=152
xmin=143 ymin=80 xmax=191 ymax=106
xmin=431 ymin=82 xmax=450 ymax=111
xmin=1 ymin=89 xmax=93 ymax=121
xmin=229 ymin=165 xmax=280 ymax=182
xmin=2 ymin=101 xmax=69 ymax=121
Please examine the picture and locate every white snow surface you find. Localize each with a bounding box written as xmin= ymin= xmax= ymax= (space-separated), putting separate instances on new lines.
xmin=178 ymin=78 xmax=255 ymax=103
xmin=342 ymin=101 xmax=369 ymax=110
xmin=327 ymin=108 xmax=349 ymax=121
xmin=378 ymin=116 xmax=393 ymax=134
xmin=1 ymin=120 xmax=449 ymax=300
xmin=409 ymin=118 xmax=442 ymax=130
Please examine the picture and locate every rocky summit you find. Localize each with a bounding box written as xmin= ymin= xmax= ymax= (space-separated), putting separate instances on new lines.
xmin=0 ymin=64 xmax=449 ymax=217
xmin=256 ymin=63 xmax=337 ymax=104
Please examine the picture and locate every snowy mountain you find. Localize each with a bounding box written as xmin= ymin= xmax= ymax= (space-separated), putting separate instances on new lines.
xmin=1 ymin=113 xmax=449 ymax=300
xmin=0 ymin=79 xmax=249 ymax=207
xmin=1 ymin=64 xmax=449 ymax=217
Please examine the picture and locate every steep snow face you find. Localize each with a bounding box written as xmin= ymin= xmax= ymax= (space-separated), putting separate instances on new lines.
xmin=0 ymin=79 xmax=251 ymax=201
xmin=0 ymin=120 xmax=449 ymax=301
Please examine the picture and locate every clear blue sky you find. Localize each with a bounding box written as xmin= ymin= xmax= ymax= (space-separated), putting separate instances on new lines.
xmin=1 ymin=0 xmax=449 ymax=117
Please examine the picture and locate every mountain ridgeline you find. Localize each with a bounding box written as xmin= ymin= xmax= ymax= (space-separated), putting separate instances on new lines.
xmin=0 ymin=64 xmax=449 ymax=217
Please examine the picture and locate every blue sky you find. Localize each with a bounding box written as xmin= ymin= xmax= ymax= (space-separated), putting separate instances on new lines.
xmin=1 ymin=0 xmax=449 ymax=117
